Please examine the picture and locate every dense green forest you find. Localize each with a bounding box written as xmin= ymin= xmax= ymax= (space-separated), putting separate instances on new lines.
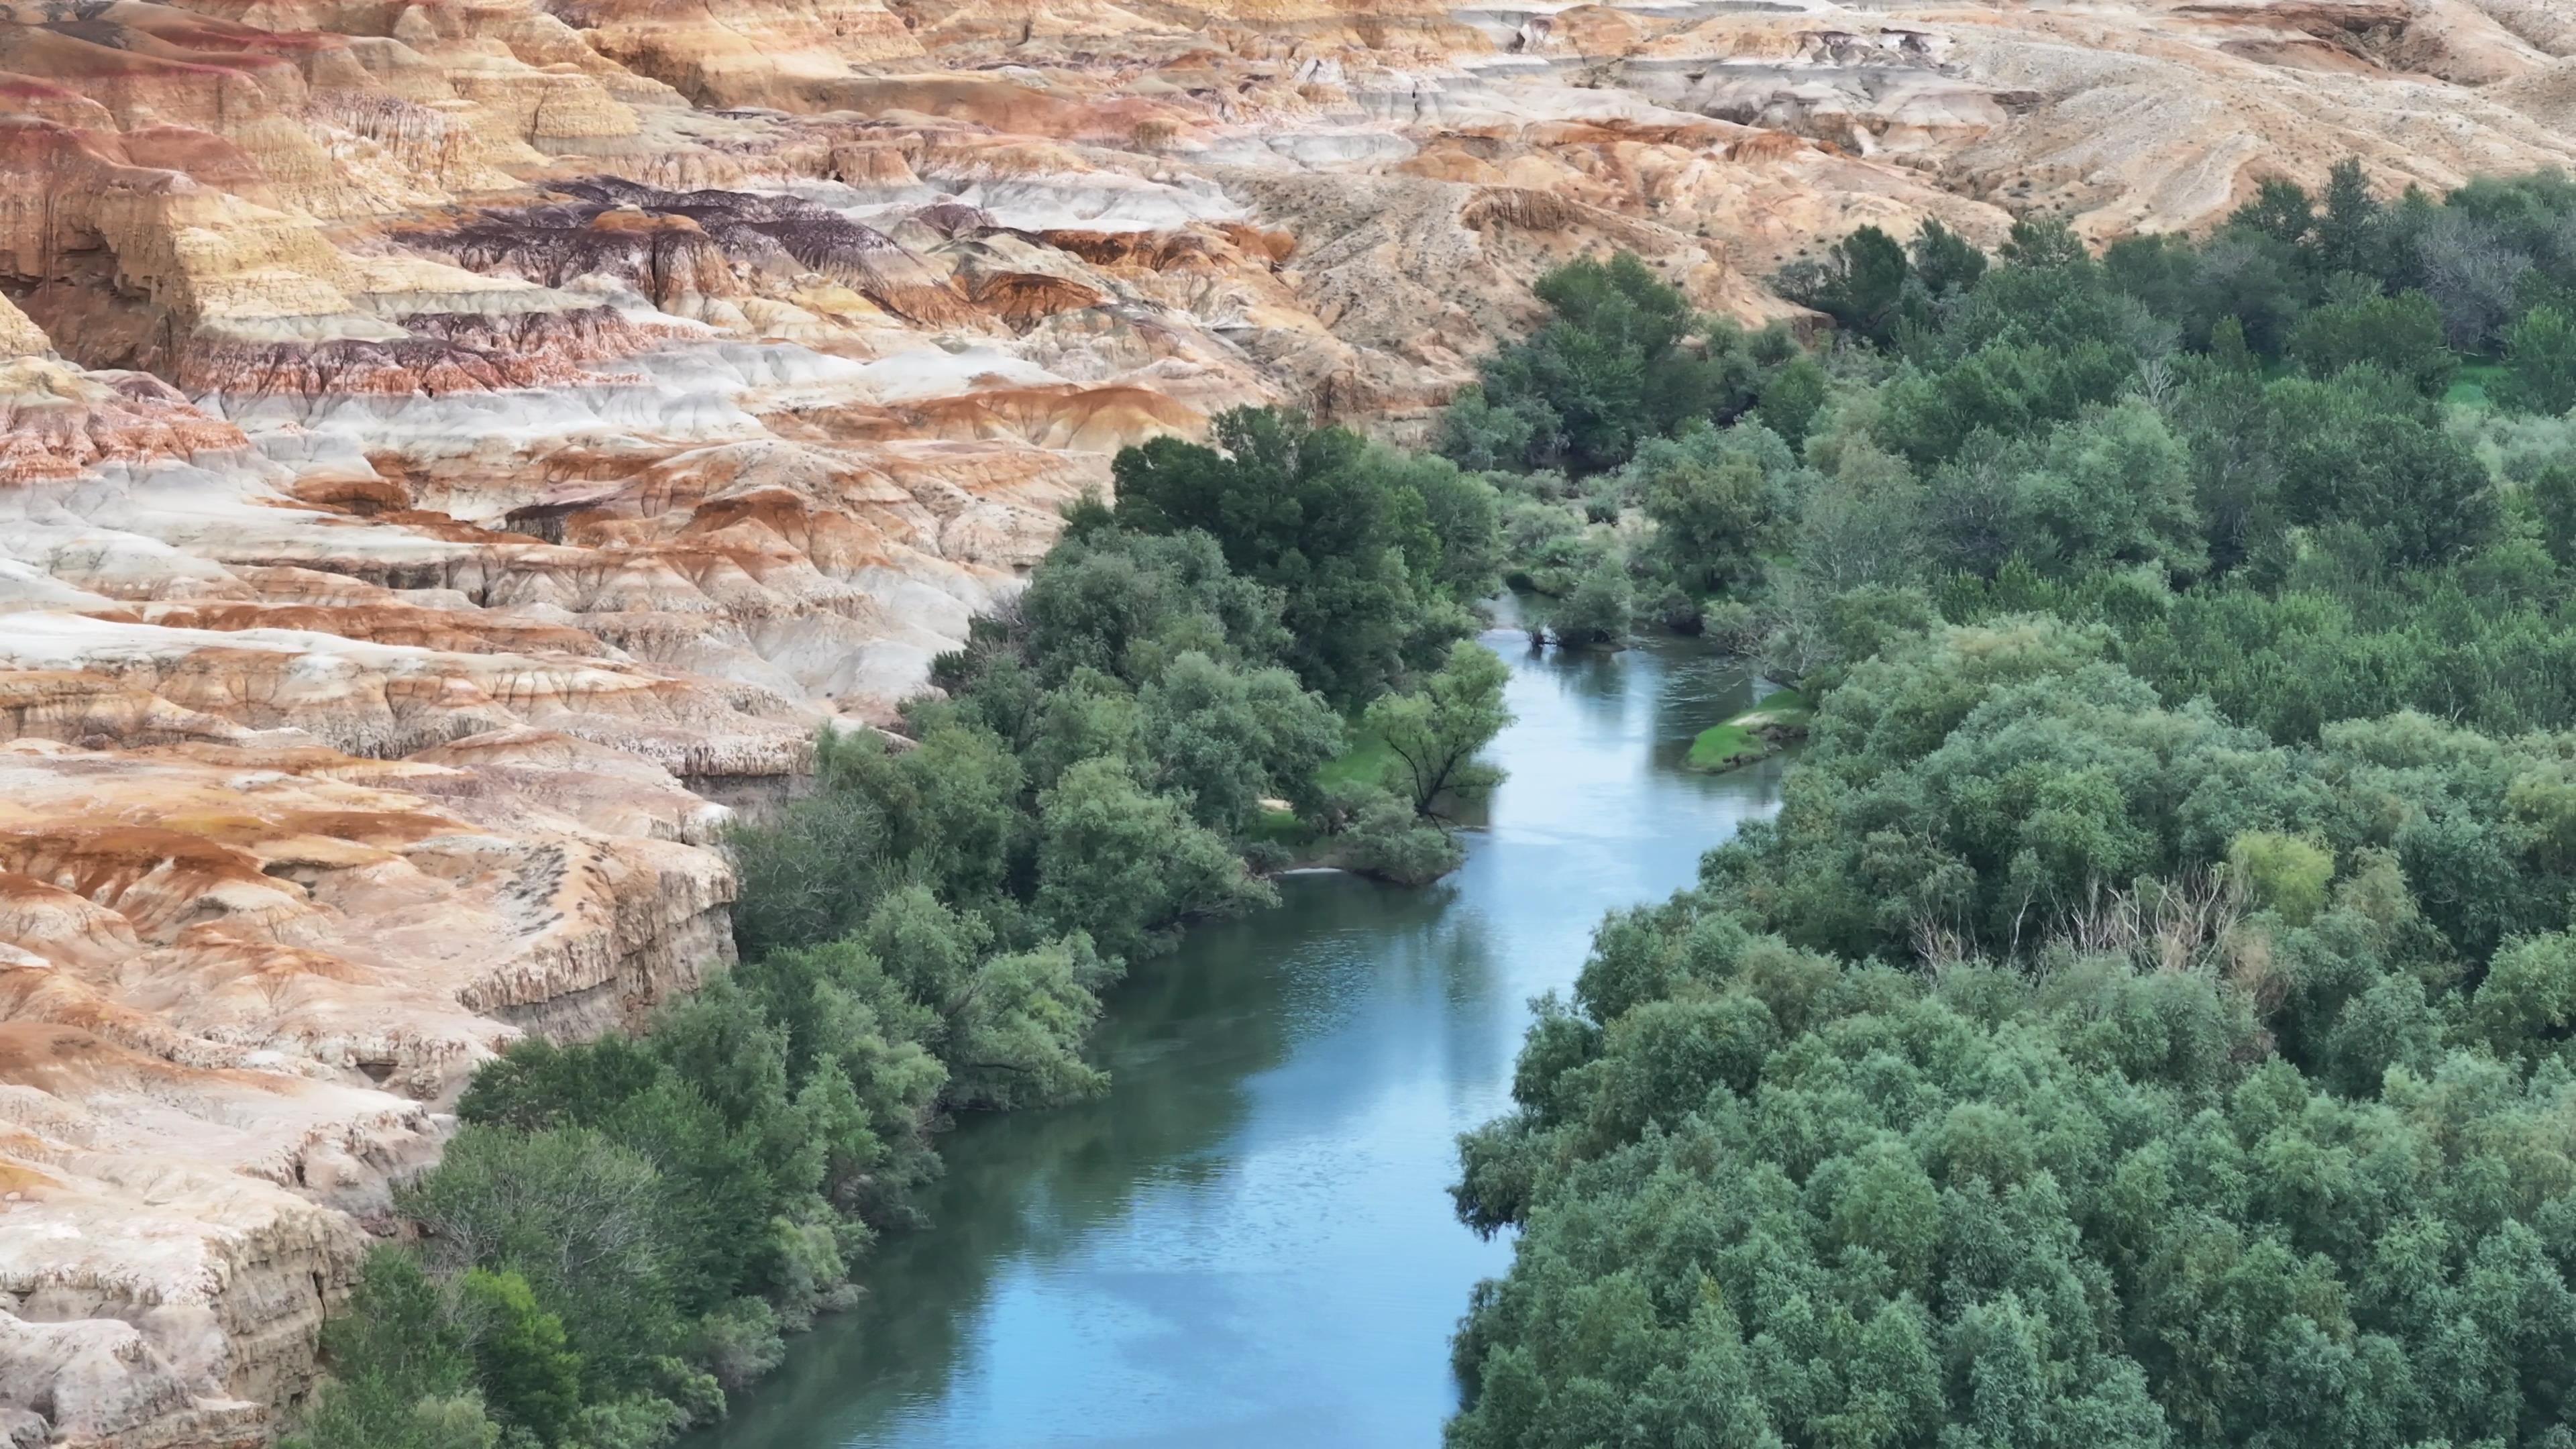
xmin=1446 ymin=168 xmax=2576 ymax=1448
xmin=284 ymin=414 xmax=1510 ymax=1449
xmin=291 ymin=156 xmax=2576 ymax=1449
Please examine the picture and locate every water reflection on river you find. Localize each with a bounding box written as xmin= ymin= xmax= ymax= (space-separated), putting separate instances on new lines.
xmin=686 ymin=629 xmax=1790 ymax=1449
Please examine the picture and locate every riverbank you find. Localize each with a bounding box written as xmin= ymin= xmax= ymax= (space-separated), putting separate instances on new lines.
xmin=680 ymin=630 xmax=1790 ymax=1449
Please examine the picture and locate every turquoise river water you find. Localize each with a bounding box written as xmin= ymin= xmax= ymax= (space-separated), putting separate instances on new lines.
xmin=686 ymin=628 xmax=1789 ymax=1449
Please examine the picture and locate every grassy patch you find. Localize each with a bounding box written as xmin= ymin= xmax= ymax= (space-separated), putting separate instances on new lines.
xmin=2446 ymin=362 xmax=2509 ymax=409
xmin=1686 ymin=688 xmax=1813 ymax=773
xmin=1686 ymin=722 xmax=1765 ymax=771
xmin=1247 ymin=805 xmax=1318 ymax=850
xmin=1319 ymin=731 xmax=1399 ymax=793
xmin=1244 ymin=732 xmax=1400 ymax=868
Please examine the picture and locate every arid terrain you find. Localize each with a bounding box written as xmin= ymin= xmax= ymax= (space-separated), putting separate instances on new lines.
xmin=0 ymin=0 xmax=2570 ymax=1440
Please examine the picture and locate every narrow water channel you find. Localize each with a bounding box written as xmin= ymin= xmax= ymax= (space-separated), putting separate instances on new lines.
xmin=689 ymin=629 xmax=1790 ymax=1449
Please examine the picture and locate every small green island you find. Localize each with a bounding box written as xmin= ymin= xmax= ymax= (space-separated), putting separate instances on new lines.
xmin=1684 ymin=686 xmax=1811 ymax=772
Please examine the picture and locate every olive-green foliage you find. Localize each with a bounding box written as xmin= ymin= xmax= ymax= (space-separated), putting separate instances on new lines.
xmin=2226 ymin=830 xmax=2334 ymax=925
xmin=2502 ymin=306 xmax=2576 ymax=417
xmin=1876 ymin=337 xmax=2138 ymax=470
xmin=725 ymin=784 xmax=890 ymax=962
xmin=1750 ymin=352 xmax=1831 ymax=448
xmin=813 ymin=721 xmax=1024 ymax=912
xmin=454 ymin=1269 xmax=582 ymax=1444
xmin=1721 ymin=619 xmax=2576 ymax=965
xmin=2474 ymin=931 xmax=2576 ymax=1066
xmin=1776 ymin=224 xmax=1911 ymax=345
xmin=284 ymin=1389 xmax=500 ymax=1449
xmin=1619 ymin=421 xmax=1795 ymax=595
xmin=1331 ymin=783 xmax=1468 ymax=885
xmin=282 ymin=1250 xmax=494 ymax=1449
xmin=1035 ymin=755 xmax=1279 ymax=963
xmin=731 ymin=936 xmax=945 ymax=1218
xmin=400 ymin=1125 xmax=684 ymax=1393
xmin=1438 ymin=384 xmax=1538 ymax=473
xmin=1138 ymin=650 xmax=1344 ymax=832
xmin=2537 ymin=462 xmax=2576 ymax=572
xmin=1544 ymin=562 xmax=1635 ymax=647
xmin=2107 ymin=575 xmax=2576 ymax=746
xmin=1442 ymin=252 xmax=1762 ymax=475
xmin=1010 ymin=525 xmax=1288 ymax=690
xmin=2288 ymin=288 xmax=2458 ymax=396
xmin=2261 ymin=372 xmax=2498 ymax=568
xmin=1454 ymin=616 xmax=2576 ymax=1449
xmin=1450 ymin=166 xmax=2576 ymax=1449
xmin=1925 ymin=400 xmax=2206 ymax=581
xmin=1112 ymin=407 xmax=1495 ymax=708
xmin=1497 ymin=494 xmax=1595 ymax=596
xmin=290 ymin=1244 xmax=710 ymax=1449
xmin=1454 ymin=928 xmax=2576 ymax=1449
xmin=2165 ymin=360 xmax=2500 ymax=578
xmin=1362 ymin=639 xmax=1515 ymax=817
xmin=1910 ymin=218 xmax=1990 ymax=298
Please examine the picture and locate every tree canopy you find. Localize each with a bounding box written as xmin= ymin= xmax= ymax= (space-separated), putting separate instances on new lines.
xmin=1450 ymin=164 xmax=2576 ymax=1449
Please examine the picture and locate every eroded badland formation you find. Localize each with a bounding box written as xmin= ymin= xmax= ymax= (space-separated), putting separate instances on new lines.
xmin=0 ymin=0 xmax=2570 ymax=1437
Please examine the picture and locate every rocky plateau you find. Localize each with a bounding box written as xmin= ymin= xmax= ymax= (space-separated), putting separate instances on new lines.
xmin=0 ymin=0 xmax=2569 ymax=1438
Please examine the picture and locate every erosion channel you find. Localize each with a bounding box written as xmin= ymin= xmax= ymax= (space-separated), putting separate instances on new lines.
xmin=686 ymin=627 xmax=1792 ymax=1449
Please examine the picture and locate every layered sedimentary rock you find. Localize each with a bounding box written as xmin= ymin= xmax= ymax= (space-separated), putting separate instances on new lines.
xmin=0 ymin=0 xmax=2567 ymax=1439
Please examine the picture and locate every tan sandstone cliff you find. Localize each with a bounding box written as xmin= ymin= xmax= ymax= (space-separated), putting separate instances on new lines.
xmin=0 ymin=0 xmax=2570 ymax=1440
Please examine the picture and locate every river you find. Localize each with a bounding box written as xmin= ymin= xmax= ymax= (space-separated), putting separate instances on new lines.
xmin=686 ymin=627 xmax=1790 ymax=1449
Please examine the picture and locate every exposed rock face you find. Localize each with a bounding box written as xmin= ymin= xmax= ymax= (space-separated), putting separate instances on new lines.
xmin=0 ymin=0 xmax=2566 ymax=1439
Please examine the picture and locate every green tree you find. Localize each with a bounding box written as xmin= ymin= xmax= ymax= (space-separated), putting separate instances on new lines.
xmin=2232 ymin=176 xmax=2316 ymax=247
xmin=317 ymin=1247 xmax=475 ymax=1404
xmin=1778 ymin=225 xmax=1911 ymax=345
xmin=2475 ymin=930 xmax=2576 ymax=1064
xmin=1623 ymin=421 xmax=1792 ymax=595
xmin=2226 ymin=830 xmax=2333 ymax=924
xmin=2288 ymin=289 xmax=2457 ymax=395
xmin=943 ymin=934 xmax=1114 ymax=1108
xmin=1752 ymin=353 xmax=1831 ymax=448
xmin=1876 ymin=338 xmax=2135 ymax=468
xmin=1018 ymin=667 xmax=1144 ymax=792
xmin=1361 ymin=641 xmax=1513 ymax=816
xmin=1998 ymin=215 xmax=2092 ymax=269
xmin=1445 ymin=252 xmax=1759 ymax=474
xmin=1927 ymin=400 xmax=2204 ymax=580
xmin=1910 ymin=219 xmax=1990 ymax=297
xmin=399 ymin=1126 xmax=679 ymax=1393
xmin=1546 ymin=560 xmax=1636 ymax=647
xmin=454 ymin=1269 xmax=582 ymax=1445
xmin=1138 ymin=650 xmax=1342 ymax=833
xmin=2314 ymin=158 xmax=2390 ymax=280
xmin=1113 ymin=409 xmax=1470 ymax=706
xmin=1034 ymin=756 xmax=1277 ymax=961
xmin=2267 ymin=375 xmax=2498 ymax=566
xmin=1437 ymin=384 xmax=1540 ymax=472
xmin=1014 ymin=526 xmax=1289 ymax=689
xmin=2533 ymin=462 xmax=2576 ymax=568
xmin=724 ymin=790 xmax=889 ymax=959
xmin=283 ymin=1390 xmax=500 ymax=1449
xmin=2499 ymin=305 xmax=2576 ymax=416
xmin=1330 ymin=784 xmax=1466 ymax=885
